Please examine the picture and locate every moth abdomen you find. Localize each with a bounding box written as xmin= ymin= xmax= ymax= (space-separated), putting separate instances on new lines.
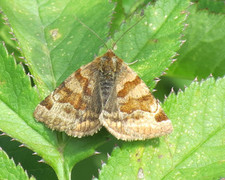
xmin=99 ymin=75 xmax=115 ymax=106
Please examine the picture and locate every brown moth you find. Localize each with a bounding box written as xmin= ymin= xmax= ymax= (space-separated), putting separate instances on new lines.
xmin=34 ymin=49 xmax=173 ymax=141
xmin=34 ymin=16 xmax=173 ymax=141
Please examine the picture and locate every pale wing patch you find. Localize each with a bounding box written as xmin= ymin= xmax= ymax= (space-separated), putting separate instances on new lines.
xmin=34 ymin=61 xmax=102 ymax=137
xmin=101 ymin=106 xmax=172 ymax=141
xmin=34 ymin=95 xmax=101 ymax=137
xmin=100 ymin=60 xmax=173 ymax=140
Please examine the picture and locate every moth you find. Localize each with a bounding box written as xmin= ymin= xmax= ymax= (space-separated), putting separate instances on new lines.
xmin=34 ymin=49 xmax=173 ymax=141
xmin=34 ymin=18 xmax=173 ymax=141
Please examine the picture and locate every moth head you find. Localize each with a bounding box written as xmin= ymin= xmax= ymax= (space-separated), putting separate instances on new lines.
xmin=99 ymin=50 xmax=117 ymax=74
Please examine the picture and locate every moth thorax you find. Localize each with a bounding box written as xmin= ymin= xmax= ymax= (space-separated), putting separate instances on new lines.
xmin=100 ymin=55 xmax=117 ymax=74
xmin=99 ymin=70 xmax=115 ymax=106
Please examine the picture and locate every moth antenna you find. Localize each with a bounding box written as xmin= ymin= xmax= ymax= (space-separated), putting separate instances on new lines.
xmin=74 ymin=17 xmax=109 ymax=50
xmin=112 ymin=15 xmax=145 ymax=50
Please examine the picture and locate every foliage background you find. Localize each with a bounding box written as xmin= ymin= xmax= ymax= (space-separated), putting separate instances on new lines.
xmin=0 ymin=0 xmax=225 ymax=179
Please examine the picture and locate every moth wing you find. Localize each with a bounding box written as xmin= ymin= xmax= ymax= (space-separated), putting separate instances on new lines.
xmin=34 ymin=60 xmax=102 ymax=137
xmin=100 ymin=60 xmax=173 ymax=141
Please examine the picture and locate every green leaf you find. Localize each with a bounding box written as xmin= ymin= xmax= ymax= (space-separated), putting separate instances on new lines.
xmin=99 ymin=77 xmax=225 ymax=179
xmin=102 ymin=0 xmax=189 ymax=88
xmin=119 ymin=0 xmax=150 ymax=16
xmin=0 ymin=147 xmax=34 ymax=180
xmin=0 ymin=13 xmax=20 ymax=57
xmin=0 ymin=135 xmax=57 ymax=180
xmin=198 ymin=0 xmax=225 ymax=14
xmin=0 ymin=42 xmax=58 ymax=177
xmin=167 ymin=5 xmax=225 ymax=80
xmin=110 ymin=0 xmax=151 ymax=35
xmin=109 ymin=0 xmax=125 ymax=36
